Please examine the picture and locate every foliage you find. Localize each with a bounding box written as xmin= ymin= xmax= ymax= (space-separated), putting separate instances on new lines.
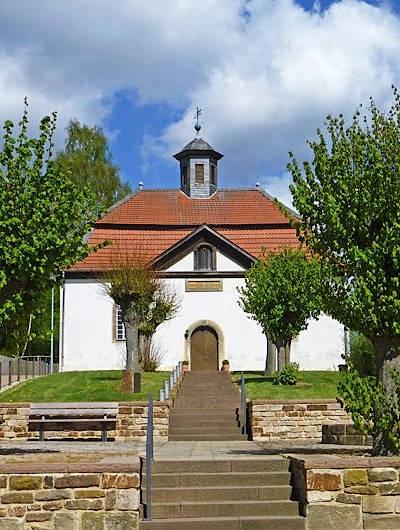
xmin=238 ymin=248 xmax=323 ymax=351
xmin=55 ymin=120 xmax=131 ymax=210
xmin=273 ymin=362 xmax=301 ymax=385
xmin=288 ymin=87 xmax=400 ymax=352
xmin=338 ymin=369 xmax=400 ymax=455
xmin=142 ymin=342 xmax=164 ymax=372
xmin=347 ymin=332 xmax=377 ymax=377
xmin=0 ymin=101 xmax=99 ymax=329
xmin=0 ymin=370 xmax=168 ymax=403
xmin=235 ymin=371 xmax=342 ymax=400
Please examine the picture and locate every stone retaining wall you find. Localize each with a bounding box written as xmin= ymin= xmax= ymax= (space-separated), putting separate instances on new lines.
xmin=251 ymin=400 xmax=352 ymax=441
xmin=289 ymin=454 xmax=400 ymax=529
xmin=0 ymin=402 xmax=169 ymax=442
xmin=322 ymin=423 xmax=372 ymax=446
xmin=0 ymin=453 xmax=140 ymax=529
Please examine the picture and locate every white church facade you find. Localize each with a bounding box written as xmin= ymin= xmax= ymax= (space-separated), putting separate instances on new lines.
xmin=60 ymin=136 xmax=345 ymax=373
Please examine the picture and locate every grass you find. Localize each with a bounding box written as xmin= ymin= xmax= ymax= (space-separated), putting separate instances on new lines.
xmin=234 ymin=371 xmax=343 ymax=400
xmin=0 ymin=370 xmax=168 ymax=402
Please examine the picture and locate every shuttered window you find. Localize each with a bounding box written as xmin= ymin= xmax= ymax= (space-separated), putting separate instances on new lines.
xmin=194 ymin=245 xmax=215 ymax=271
xmin=211 ymin=165 xmax=217 ymax=185
xmin=195 ymin=164 xmax=204 ymax=184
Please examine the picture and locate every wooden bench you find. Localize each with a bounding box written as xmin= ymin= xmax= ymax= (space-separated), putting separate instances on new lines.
xmin=29 ymin=402 xmax=119 ymax=442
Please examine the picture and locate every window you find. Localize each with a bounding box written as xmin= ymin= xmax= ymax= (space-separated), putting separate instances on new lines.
xmin=194 ymin=245 xmax=215 ymax=271
xmin=195 ymin=164 xmax=204 ymax=184
xmin=182 ymin=165 xmax=188 ymax=186
xmin=211 ymin=165 xmax=217 ymax=186
xmin=114 ymin=306 xmax=126 ymax=341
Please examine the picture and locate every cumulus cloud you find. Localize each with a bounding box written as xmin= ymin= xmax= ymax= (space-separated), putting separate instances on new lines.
xmin=0 ymin=0 xmax=399 ymax=188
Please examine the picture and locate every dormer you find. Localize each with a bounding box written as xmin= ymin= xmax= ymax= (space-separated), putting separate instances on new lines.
xmin=173 ymin=137 xmax=223 ymax=198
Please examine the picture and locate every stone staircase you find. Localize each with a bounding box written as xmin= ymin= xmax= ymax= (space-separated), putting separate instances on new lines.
xmin=140 ymin=458 xmax=305 ymax=529
xmin=168 ymin=371 xmax=247 ymax=441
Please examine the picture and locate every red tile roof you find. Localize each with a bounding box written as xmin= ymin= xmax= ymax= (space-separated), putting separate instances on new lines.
xmin=98 ymin=189 xmax=291 ymax=226
xmin=70 ymin=189 xmax=299 ymax=272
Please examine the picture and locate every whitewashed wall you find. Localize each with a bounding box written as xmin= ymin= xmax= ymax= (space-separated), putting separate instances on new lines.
xmin=61 ymin=249 xmax=345 ymax=372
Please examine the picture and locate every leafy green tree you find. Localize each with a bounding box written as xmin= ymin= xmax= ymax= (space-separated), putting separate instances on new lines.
xmin=0 ymin=101 xmax=99 ymax=332
xmin=55 ymin=120 xmax=131 ymax=210
xmin=288 ymin=87 xmax=400 ymax=453
xmin=238 ymin=248 xmax=323 ymax=375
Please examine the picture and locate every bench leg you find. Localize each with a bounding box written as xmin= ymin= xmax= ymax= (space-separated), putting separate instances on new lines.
xmin=39 ymin=416 xmax=45 ymax=442
xmin=102 ymin=415 xmax=107 ymax=442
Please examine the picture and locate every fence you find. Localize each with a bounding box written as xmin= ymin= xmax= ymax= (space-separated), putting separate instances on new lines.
xmin=0 ymin=355 xmax=52 ymax=392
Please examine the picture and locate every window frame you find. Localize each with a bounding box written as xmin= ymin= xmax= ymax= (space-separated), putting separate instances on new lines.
xmin=195 ymin=163 xmax=205 ymax=184
xmin=194 ymin=244 xmax=216 ymax=271
xmin=114 ymin=305 xmax=126 ymax=341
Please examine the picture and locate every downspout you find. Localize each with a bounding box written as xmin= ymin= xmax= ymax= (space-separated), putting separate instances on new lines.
xmin=59 ymin=272 xmax=66 ymax=371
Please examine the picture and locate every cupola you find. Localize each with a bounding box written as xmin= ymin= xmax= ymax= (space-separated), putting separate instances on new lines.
xmin=173 ymin=110 xmax=223 ymax=198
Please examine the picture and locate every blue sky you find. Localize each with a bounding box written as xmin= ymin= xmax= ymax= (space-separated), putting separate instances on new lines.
xmin=1 ymin=0 xmax=400 ymax=205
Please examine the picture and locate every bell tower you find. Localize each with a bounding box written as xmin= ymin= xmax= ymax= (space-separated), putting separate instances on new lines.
xmin=173 ymin=108 xmax=223 ymax=198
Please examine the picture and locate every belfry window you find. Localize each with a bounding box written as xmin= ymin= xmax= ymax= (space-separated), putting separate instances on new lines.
xmin=194 ymin=245 xmax=215 ymax=271
xmin=195 ymin=164 xmax=204 ymax=184
xmin=182 ymin=165 xmax=188 ymax=186
xmin=211 ymin=165 xmax=217 ymax=186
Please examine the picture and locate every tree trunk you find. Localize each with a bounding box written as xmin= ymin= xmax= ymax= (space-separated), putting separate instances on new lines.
xmin=371 ymin=336 xmax=400 ymax=455
xmin=277 ymin=345 xmax=286 ymax=371
xmin=284 ymin=341 xmax=291 ymax=367
xmin=122 ymin=305 xmax=141 ymax=393
xmin=139 ymin=332 xmax=152 ymax=371
xmin=264 ymin=337 xmax=276 ymax=376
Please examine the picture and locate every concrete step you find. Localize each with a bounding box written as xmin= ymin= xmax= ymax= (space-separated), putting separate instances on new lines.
xmin=168 ymin=434 xmax=247 ymax=441
xmin=140 ymin=515 xmax=305 ymax=529
xmin=143 ymin=471 xmax=291 ymax=488
xmin=142 ymin=459 xmax=289 ymax=474
xmin=142 ymin=485 xmax=293 ymax=503
xmin=150 ymin=500 xmax=300 ymax=519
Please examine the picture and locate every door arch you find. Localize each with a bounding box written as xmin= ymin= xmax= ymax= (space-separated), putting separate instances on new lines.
xmin=190 ymin=326 xmax=218 ymax=371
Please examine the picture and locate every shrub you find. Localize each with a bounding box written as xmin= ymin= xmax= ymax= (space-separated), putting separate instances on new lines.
xmin=273 ymin=362 xmax=301 ymax=385
xmin=347 ymin=332 xmax=377 ymax=376
xmin=338 ymin=369 xmax=400 ymax=455
xmin=142 ymin=342 xmax=164 ymax=372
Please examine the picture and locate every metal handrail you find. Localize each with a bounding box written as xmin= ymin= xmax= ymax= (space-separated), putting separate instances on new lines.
xmin=241 ymin=371 xmax=247 ymax=436
xmin=144 ymin=392 xmax=154 ymax=520
xmin=159 ymin=362 xmax=183 ymax=401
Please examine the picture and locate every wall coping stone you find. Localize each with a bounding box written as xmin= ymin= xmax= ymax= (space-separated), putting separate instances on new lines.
xmin=287 ymin=454 xmax=400 ymax=470
xmin=0 ymin=401 xmax=168 ymax=407
xmin=252 ymin=399 xmax=338 ymax=405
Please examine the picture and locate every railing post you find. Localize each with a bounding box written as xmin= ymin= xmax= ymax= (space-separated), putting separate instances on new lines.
xmin=145 ymin=392 xmax=154 ymax=520
xmin=164 ymin=380 xmax=170 ymax=399
xmin=32 ymin=358 xmax=35 ymax=378
xmin=159 ymin=389 xmax=165 ymax=401
xmin=241 ymin=372 xmax=247 ymax=437
xmin=17 ymin=358 xmax=20 ymax=382
xmin=8 ymin=360 xmax=12 ymax=387
xmin=169 ymin=373 xmax=174 ymax=389
xmin=25 ymin=359 xmax=28 ymax=380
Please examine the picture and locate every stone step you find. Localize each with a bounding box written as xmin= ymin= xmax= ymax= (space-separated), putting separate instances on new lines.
xmin=169 ymin=409 xmax=239 ymax=416
xmin=169 ymin=428 xmax=242 ymax=436
xmin=142 ymin=472 xmax=291 ymax=488
xmin=142 ymin=459 xmax=289 ymax=474
xmin=140 ymin=515 xmax=305 ymax=529
xmin=150 ymin=500 xmax=300 ymax=519
xmin=173 ymin=401 xmax=241 ymax=408
xmin=169 ymin=416 xmax=238 ymax=429
xmin=142 ymin=485 xmax=293 ymax=503
xmin=168 ymin=434 xmax=247 ymax=441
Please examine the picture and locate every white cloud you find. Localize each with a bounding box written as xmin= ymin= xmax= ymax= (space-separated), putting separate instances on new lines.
xmin=0 ymin=0 xmax=399 ymax=191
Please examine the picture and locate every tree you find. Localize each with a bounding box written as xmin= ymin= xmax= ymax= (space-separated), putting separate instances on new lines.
xmin=238 ymin=248 xmax=323 ymax=375
xmin=55 ymin=120 xmax=131 ymax=210
xmin=0 ymin=101 xmax=99 ymax=329
xmin=288 ymin=87 xmax=400 ymax=454
xmin=105 ymin=257 xmax=179 ymax=392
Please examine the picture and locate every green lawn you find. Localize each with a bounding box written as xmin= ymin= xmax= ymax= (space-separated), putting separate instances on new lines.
xmin=234 ymin=371 xmax=343 ymax=400
xmin=0 ymin=370 xmax=168 ymax=402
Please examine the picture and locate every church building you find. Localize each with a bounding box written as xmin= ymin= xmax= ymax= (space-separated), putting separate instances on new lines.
xmin=60 ymin=131 xmax=344 ymax=372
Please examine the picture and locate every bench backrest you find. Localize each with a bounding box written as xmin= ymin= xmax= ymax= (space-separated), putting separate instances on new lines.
xmin=30 ymin=402 xmax=119 ymax=417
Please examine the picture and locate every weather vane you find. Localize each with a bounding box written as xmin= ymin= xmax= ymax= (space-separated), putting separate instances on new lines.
xmin=193 ymin=106 xmax=202 ymax=136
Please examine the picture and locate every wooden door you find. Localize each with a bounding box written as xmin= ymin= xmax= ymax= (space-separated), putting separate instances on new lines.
xmin=190 ymin=326 xmax=218 ymax=371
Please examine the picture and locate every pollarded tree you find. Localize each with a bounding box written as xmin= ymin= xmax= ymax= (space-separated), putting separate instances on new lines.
xmin=0 ymin=101 xmax=99 ymax=329
xmin=105 ymin=257 xmax=179 ymax=392
xmin=288 ymin=87 xmax=400 ymax=454
xmin=238 ymin=248 xmax=323 ymax=374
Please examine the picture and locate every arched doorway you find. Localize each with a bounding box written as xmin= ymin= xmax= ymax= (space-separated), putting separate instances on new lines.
xmin=190 ymin=326 xmax=218 ymax=371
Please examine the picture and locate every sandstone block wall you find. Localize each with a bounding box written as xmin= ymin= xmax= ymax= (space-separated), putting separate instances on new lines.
xmin=322 ymin=423 xmax=372 ymax=446
xmin=0 ymin=457 xmax=140 ymax=529
xmin=0 ymin=402 xmax=169 ymax=442
xmin=251 ymin=400 xmax=352 ymax=441
xmin=290 ymin=454 xmax=400 ymax=529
